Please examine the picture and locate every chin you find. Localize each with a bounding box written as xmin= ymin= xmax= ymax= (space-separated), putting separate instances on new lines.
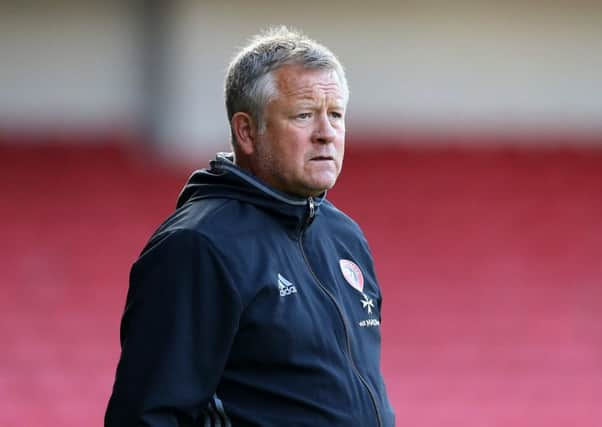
xmin=308 ymin=180 xmax=336 ymax=195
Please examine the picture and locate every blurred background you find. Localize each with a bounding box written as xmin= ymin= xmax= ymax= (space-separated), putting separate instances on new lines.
xmin=1 ymin=0 xmax=601 ymax=425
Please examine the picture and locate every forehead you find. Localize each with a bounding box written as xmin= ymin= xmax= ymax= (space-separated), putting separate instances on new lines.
xmin=271 ymin=65 xmax=346 ymax=104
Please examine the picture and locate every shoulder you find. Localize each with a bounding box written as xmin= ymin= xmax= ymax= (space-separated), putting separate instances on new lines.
xmin=318 ymin=199 xmax=366 ymax=239
xmin=136 ymin=198 xmax=235 ymax=258
xmin=154 ymin=196 xmax=263 ymax=240
xmin=311 ymin=199 xmax=376 ymax=264
xmin=139 ymin=195 xmax=285 ymax=263
xmin=133 ymin=197 xmax=282 ymax=306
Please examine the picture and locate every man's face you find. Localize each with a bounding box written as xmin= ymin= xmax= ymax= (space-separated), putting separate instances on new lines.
xmin=250 ymin=64 xmax=346 ymax=198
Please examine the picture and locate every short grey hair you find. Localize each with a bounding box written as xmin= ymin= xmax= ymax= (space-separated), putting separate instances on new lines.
xmin=225 ymin=26 xmax=349 ymax=143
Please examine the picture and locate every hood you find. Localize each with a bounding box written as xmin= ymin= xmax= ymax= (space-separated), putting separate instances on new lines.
xmin=176 ymin=153 xmax=326 ymax=232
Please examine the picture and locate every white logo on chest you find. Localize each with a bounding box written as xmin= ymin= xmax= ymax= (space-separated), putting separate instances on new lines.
xmin=339 ymin=259 xmax=378 ymax=318
xmin=339 ymin=259 xmax=364 ymax=293
xmin=278 ymin=274 xmax=297 ymax=297
xmin=360 ymin=293 xmax=374 ymax=314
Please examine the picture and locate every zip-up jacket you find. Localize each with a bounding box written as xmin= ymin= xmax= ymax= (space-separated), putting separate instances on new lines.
xmin=105 ymin=153 xmax=395 ymax=427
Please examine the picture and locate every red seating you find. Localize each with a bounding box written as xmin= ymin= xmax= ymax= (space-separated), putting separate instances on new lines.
xmin=1 ymin=140 xmax=601 ymax=426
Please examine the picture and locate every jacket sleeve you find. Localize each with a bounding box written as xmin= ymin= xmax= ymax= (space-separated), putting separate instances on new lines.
xmin=105 ymin=229 xmax=243 ymax=426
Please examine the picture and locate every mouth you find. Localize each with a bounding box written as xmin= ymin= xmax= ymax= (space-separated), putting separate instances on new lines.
xmin=310 ymin=156 xmax=334 ymax=162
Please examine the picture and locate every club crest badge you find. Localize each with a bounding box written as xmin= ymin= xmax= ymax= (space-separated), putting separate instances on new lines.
xmin=339 ymin=259 xmax=364 ymax=293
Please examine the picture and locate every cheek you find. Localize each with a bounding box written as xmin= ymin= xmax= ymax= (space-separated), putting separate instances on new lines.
xmin=335 ymin=134 xmax=345 ymax=157
xmin=282 ymin=131 xmax=310 ymax=159
xmin=266 ymin=136 xmax=303 ymax=175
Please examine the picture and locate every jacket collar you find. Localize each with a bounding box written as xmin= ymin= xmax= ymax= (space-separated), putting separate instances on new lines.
xmin=177 ymin=152 xmax=326 ymax=234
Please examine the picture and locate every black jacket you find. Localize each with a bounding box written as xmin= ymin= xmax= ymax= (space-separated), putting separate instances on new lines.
xmin=105 ymin=153 xmax=395 ymax=426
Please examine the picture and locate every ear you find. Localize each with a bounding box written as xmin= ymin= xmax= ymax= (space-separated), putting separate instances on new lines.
xmin=231 ymin=112 xmax=258 ymax=156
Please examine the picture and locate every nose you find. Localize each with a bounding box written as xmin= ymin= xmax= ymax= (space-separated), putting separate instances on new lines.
xmin=312 ymin=112 xmax=337 ymax=144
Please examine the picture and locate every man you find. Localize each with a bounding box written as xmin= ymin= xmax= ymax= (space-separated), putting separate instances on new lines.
xmin=105 ymin=27 xmax=395 ymax=426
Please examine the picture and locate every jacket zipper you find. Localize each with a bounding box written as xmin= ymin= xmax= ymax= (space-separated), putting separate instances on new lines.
xmin=298 ymin=197 xmax=383 ymax=427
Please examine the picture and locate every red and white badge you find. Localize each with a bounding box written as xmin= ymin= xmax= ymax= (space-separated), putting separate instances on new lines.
xmin=339 ymin=259 xmax=364 ymax=293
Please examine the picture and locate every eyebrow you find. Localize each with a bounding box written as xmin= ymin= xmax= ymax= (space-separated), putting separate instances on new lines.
xmin=293 ymin=99 xmax=346 ymax=108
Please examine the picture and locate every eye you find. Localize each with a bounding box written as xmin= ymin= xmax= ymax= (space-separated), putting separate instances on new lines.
xmin=329 ymin=111 xmax=343 ymax=119
xmin=296 ymin=112 xmax=312 ymax=120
